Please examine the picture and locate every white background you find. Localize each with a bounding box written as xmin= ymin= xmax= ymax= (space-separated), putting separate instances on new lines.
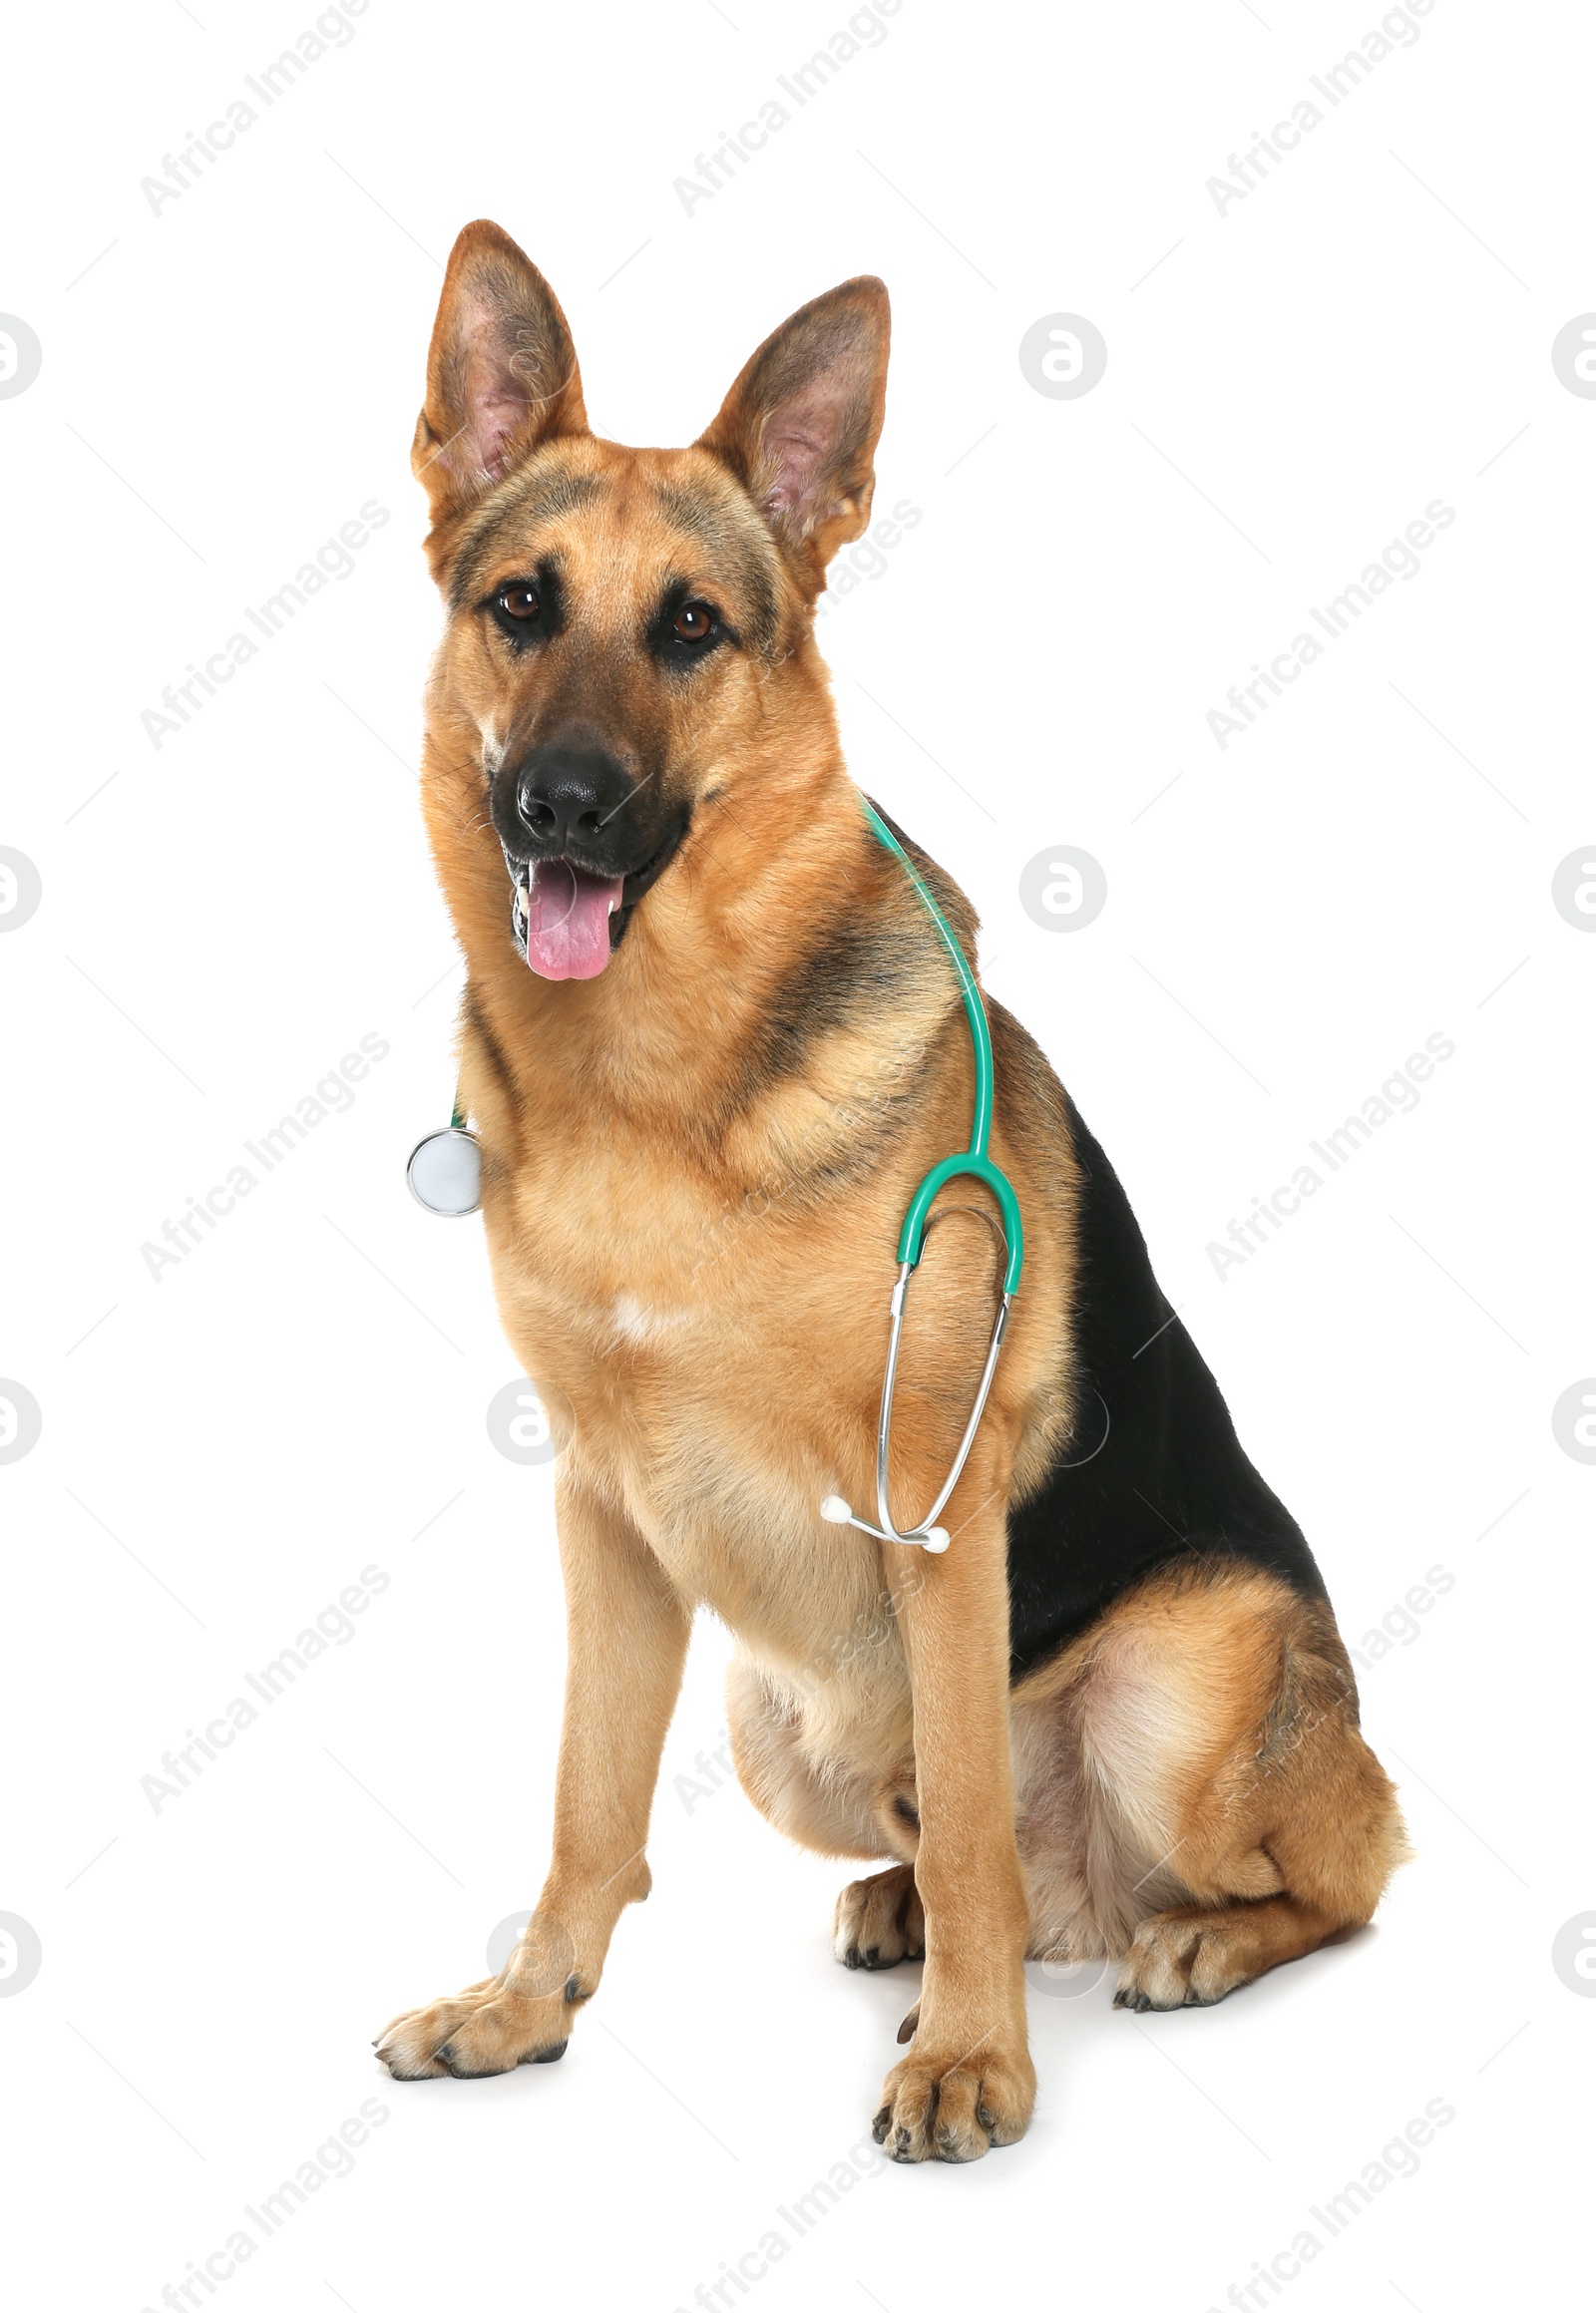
xmin=2 ymin=1 xmax=1591 ymax=2306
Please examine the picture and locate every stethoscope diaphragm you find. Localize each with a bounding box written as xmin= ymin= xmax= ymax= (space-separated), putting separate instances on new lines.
xmin=406 ymin=1124 xmax=482 ymax=1217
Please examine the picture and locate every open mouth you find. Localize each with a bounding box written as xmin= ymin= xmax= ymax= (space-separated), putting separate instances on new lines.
xmin=506 ymin=818 xmax=686 ymax=980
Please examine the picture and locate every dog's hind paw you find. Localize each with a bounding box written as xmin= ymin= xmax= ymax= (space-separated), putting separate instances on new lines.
xmin=1113 ymin=1900 xmax=1313 ymax=2011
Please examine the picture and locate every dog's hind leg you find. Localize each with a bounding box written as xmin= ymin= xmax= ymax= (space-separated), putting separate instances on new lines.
xmin=376 ymin=1474 xmax=690 ymax=2080
xmin=1013 ymin=1559 xmax=1409 ymax=2014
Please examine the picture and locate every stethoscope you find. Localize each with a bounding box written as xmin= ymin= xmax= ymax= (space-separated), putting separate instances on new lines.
xmin=405 ymin=796 xmax=1023 ymax=1556
xmin=817 ymin=801 xmax=1022 ymax=1552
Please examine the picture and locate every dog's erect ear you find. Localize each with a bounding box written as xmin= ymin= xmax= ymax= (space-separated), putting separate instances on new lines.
xmin=696 ymin=277 xmax=890 ymax=588
xmin=412 ymin=220 xmax=588 ymax=523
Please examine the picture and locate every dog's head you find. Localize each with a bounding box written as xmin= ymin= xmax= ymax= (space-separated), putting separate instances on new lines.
xmin=414 ymin=219 xmax=890 ymax=980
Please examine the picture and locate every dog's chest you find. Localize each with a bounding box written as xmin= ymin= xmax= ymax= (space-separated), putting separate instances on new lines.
xmin=586 ymin=1293 xmax=872 ymax=1587
xmin=502 ymin=1208 xmax=895 ymax=1670
xmin=475 ymin=1077 xmax=918 ymax=1692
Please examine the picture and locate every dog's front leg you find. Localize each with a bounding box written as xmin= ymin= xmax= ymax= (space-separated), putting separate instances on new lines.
xmin=376 ymin=1475 xmax=690 ymax=2080
xmin=872 ymin=1465 xmax=1034 ymax=2160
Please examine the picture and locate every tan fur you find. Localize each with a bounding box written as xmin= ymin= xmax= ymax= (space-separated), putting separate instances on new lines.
xmin=374 ymin=222 xmax=1408 ymax=2157
xmin=734 ymin=1557 xmax=1408 ymax=2015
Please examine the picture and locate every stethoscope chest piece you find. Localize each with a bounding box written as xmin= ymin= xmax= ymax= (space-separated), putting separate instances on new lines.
xmin=406 ymin=1125 xmax=482 ymax=1217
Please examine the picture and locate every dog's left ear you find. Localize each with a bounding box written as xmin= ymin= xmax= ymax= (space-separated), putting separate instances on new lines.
xmin=697 ymin=277 xmax=889 ymax=589
xmin=412 ymin=219 xmax=589 ymax=526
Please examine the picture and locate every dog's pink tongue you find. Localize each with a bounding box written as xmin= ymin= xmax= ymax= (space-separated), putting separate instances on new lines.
xmin=523 ymin=860 xmax=624 ymax=979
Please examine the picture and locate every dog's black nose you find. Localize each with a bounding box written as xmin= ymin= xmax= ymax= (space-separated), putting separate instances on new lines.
xmin=513 ymin=739 xmax=633 ymax=851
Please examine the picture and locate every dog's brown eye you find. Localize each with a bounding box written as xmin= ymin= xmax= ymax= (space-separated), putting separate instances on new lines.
xmin=673 ymin=601 xmax=714 ymax=643
xmin=497 ymin=582 xmax=541 ymax=621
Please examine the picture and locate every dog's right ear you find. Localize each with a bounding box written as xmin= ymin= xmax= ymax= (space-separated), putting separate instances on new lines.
xmin=412 ymin=220 xmax=588 ymax=525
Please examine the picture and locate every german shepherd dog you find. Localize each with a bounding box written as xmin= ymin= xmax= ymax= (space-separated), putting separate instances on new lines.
xmin=375 ymin=220 xmax=1409 ymax=2160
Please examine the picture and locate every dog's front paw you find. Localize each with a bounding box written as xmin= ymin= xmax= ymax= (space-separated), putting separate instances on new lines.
xmin=376 ymin=1920 xmax=593 ymax=2080
xmin=377 ymin=1916 xmax=592 ymax=2080
xmin=834 ymin=1864 xmax=924 ymax=1970
xmin=375 ymin=1973 xmax=580 ymax=2080
xmin=871 ymin=2006 xmax=1035 ymax=2163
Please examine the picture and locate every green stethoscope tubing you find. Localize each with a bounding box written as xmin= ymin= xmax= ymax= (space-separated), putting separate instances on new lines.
xmin=808 ymin=798 xmax=1024 ymax=1549
xmin=861 ymin=799 xmax=1024 ymax=1297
